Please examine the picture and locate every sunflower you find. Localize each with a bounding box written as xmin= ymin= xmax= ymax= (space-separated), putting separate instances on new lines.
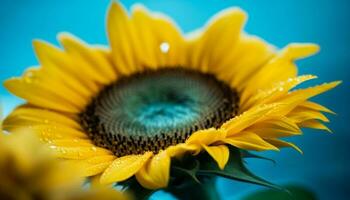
xmin=3 ymin=1 xmax=339 ymax=193
xmin=0 ymin=127 xmax=128 ymax=200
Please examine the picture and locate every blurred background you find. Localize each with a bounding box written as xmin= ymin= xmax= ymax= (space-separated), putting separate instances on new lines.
xmin=0 ymin=0 xmax=349 ymax=199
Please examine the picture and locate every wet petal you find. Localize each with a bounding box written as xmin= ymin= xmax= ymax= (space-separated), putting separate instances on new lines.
xmin=136 ymin=151 xmax=170 ymax=189
xmin=50 ymin=146 xmax=112 ymax=160
xmin=222 ymin=132 xmax=279 ymax=151
xmin=298 ymin=119 xmax=332 ymax=133
xmin=264 ymin=138 xmax=302 ymax=153
xmin=221 ymin=103 xmax=281 ymax=136
xmin=186 ymin=128 xmax=226 ymax=145
xmin=69 ymin=155 xmax=116 ymax=177
xmin=100 ymin=152 xmax=153 ymax=184
xmin=242 ymin=44 xmax=319 ymax=101
xmin=202 ymin=145 xmax=229 ymax=169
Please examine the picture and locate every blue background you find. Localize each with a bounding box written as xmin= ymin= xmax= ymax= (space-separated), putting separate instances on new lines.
xmin=0 ymin=0 xmax=349 ymax=199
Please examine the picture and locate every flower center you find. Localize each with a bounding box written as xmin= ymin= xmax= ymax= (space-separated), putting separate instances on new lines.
xmin=80 ymin=68 xmax=239 ymax=156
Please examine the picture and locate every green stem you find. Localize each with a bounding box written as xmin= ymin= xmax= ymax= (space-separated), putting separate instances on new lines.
xmin=165 ymin=177 xmax=220 ymax=200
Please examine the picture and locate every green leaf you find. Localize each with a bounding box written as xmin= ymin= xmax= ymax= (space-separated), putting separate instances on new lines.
xmin=172 ymin=159 xmax=201 ymax=184
xmin=196 ymin=147 xmax=282 ymax=190
xmin=242 ymin=185 xmax=317 ymax=200
xmin=241 ymin=150 xmax=276 ymax=165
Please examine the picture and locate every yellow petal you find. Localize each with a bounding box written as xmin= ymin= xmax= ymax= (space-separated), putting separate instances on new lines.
xmin=50 ymin=146 xmax=112 ymax=160
xmin=58 ymin=33 xmax=117 ymax=84
xmin=279 ymin=81 xmax=341 ymax=105
xmin=131 ymin=5 xmax=185 ymax=68
xmin=150 ymin=15 xmax=186 ymax=67
xmin=136 ymin=150 xmax=170 ymax=189
xmin=49 ymin=139 xmax=93 ymax=147
xmin=242 ymin=44 xmax=319 ymax=101
xmin=186 ymin=128 xmax=226 ymax=146
xmin=69 ymin=155 xmax=116 ymax=177
xmin=216 ymin=35 xmax=275 ymax=91
xmin=246 ymin=116 xmax=301 ymax=138
xmin=222 ymin=132 xmax=279 ymax=151
xmin=259 ymin=82 xmax=341 ymax=118
xmin=242 ymin=75 xmax=317 ymax=110
xmin=166 ymin=143 xmax=199 ymax=158
xmin=100 ymin=152 xmax=153 ymax=184
xmin=279 ymin=43 xmax=319 ymax=60
xmin=287 ymin=108 xmax=330 ymax=123
xmin=17 ymin=67 xmax=90 ymax=108
xmin=202 ymin=145 xmax=229 ymax=170
xmin=221 ymin=103 xmax=281 ymax=136
xmin=131 ymin=5 xmax=158 ymax=69
xmin=29 ymin=124 xmax=88 ymax=140
xmin=188 ymin=8 xmax=246 ymax=72
xmin=3 ymin=106 xmax=81 ymax=130
xmin=107 ymin=2 xmax=138 ymax=75
xmin=264 ymin=138 xmax=302 ymax=154
xmin=4 ymin=78 xmax=82 ymax=113
xmin=298 ymin=119 xmax=332 ymax=133
xmin=299 ymin=101 xmax=335 ymax=114
xmin=33 ymin=40 xmax=96 ymax=96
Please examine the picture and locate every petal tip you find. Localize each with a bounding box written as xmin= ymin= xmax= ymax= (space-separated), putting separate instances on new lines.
xmin=283 ymin=43 xmax=320 ymax=60
xmin=108 ymin=1 xmax=127 ymax=17
xmin=57 ymin=32 xmax=75 ymax=42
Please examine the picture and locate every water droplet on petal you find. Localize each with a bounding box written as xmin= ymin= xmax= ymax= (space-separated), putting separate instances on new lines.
xmin=160 ymin=42 xmax=170 ymax=53
xmin=50 ymin=145 xmax=57 ymax=150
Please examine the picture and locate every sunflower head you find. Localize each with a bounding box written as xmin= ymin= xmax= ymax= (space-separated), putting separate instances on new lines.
xmin=80 ymin=67 xmax=240 ymax=157
xmin=0 ymin=127 xmax=129 ymax=200
xmin=3 ymin=1 xmax=340 ymax=196
xmin=0 ymin=130 xmax=78 ymax=199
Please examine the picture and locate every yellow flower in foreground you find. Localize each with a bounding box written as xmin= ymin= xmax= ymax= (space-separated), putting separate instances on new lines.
xmin=3 ymin=2 xmax=339 ymax=190
xmin=0 ymin=129 xmax=127 ymax=200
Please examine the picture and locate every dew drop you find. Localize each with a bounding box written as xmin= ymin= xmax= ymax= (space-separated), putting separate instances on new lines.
xmin=160 ymin=42 xmax=170 ymax=53
xmin=50 ymin=145 xmax=57 ymax=150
